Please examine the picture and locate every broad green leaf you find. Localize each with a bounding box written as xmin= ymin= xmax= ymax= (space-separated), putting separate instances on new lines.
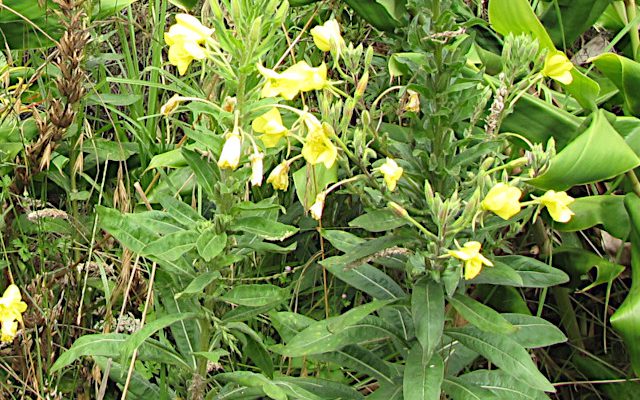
xmin=488 ymin=0 xmax=555 ymax=50
xmin=458 ymin=369 xmax=551 ymax=400
xmin=553 ymin=248 xmax=625 ymax=291
xmin=146 ymin=148 xmax=187 ymax=170
xmin=592 ymin=53 xmax=640 ymax=116
xmin=389 ymin=52 xmax=428 ymax=78
xmin=182 ymin=147 xmax=218 ymax=198
xmin=556 ymin=195 xmax=630 ymax=239
xmin=449 ymin=294 xmax=516 ymax=334
xmin=573 ymin=356 xmax=640 ymax=399
xmin=97 ymin=206 xmax=159 ymax=253
xmin=493 ymin=255 xmax=569 ymax=288
xmin=412 ymin=279 xmax=444 ymax=360
xmin=244 ymin=335 xmax=274 ymax=378
xmin=611 ymin=193 xmax=640 ymax=376
xmin=541 ymin=0 xmax=612 ymax=47
xmin=469 ymin=261 xmax=524 ymax=286
xmin=192 ymin=349 xmax=229 ymax=364
xmin=502 ymin=314 xmax=567 ymax=348
xmin=141 ymin=230 xmax=199 ymax=261
xmin=50 ymin=333 xmax=190 ymax=373
xmin=343 ymin=0 xmax=406 ymax=32
xmin=320 ymin=233 xmax=411 ymax=270
xmin=276 ymin=377 xmax=365 ymax=400
xmin=121 ymin=312 xmax=199 ymax=367
xmin=158 ymin=286 xmax=200 ymax=368
xmin=229 ymin=216 xmax=298 ymax=241
xmin=92 ymin=356 xmax=161 ymax=398
xmin=176 ymin=271 xmax=220 ymax=298
xmin=293 ymin=163 xmax=337 ymax=209
xmin=127 ymin=210 xmax=186 ymax=235
xmin=216 ymin=371 xmax=287 ymax=400
xmin=85 ymin=138 xmax=138 ymax=161
xmin=528 ymin=110 xmax=640 ymax=190
xmin=446 ymin=327 xmax=555 ymax=392
xmin=168 ymin=0 xmax=198 ymax=10
xmin=315 ymin=345 xmax=396 ymax=385
xmin=403 ymin=344 xmax=443 ymax=400
xmin=220 ymin=284 xmax=288 ymax=307
xmin=196 ymin=230 xmax=227 ymax=261
xmin=158 ymin=195 xmax=204 ymax=225
xmin=349 ymin=209 xmax=408 ymax=232
xmin=442 ymin=377 xmax=499 ymax=400
xmin=564 ymin=68 xmax=600 ymax=112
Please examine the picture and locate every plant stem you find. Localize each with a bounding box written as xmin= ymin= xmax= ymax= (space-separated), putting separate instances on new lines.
xmin=627 ymin=170 xmax=640 ymax=198
xmin=626 ymin=0 xmax=640 ymax=60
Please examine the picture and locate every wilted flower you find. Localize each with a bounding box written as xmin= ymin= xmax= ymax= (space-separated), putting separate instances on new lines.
xmin=217 ymin=132 xmax=242 ymax=170
xmin=164 ymin=14 xmax=214 ymax=75
xmin=481 ymin=183 xmax=522 ymax=220
xmin=536 ymin=190 xmax=575 ymax=223
xmin=403 ymin=90 xmax=420 ymax=113
xmin=160 ymin=94 xmax=182 ymax=116
xmin=379 ymin=158 xmax=403 ymax=191
xmin=310 ymin=19 xmax=345 ymax=56
xmin=302 ymin=122 xmax=338 ymax=168
xmin=448 ymin=241 xmax=494 ymax=280
xmin=252 ymin=108 xmax=288 ymax=148
xmin=249 ymin=152 xmax=264 ymax=186
xmin=542 ymin=51 xmax=573 ymax=85
xmin=257 ymin=61 xmax=327 ymax=100
xmin=0 ymin=284 xmax=27 ymax=343
xmin=267 ymin=162 xmax=290 ymax=191
xmin=310 ymin=192 xmax=326 ymax=221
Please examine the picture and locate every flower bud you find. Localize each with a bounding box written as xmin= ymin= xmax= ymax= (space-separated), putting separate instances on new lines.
xmin=310 ymin=192 xmax=326 ymax=221
xmin=249 ymin=152 xmax=264 ymax=186
xmin=217 ymin=132 xmax=242 ymax=170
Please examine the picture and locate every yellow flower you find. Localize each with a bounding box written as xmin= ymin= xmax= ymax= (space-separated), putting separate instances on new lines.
xmin=403 ymin=90 xmax=420 ymax=113
xmin=217 ymin=132 xmax=242 ymax=170
xmin=542 ymin=51 xmax=573 ymax=85
xmin=252 ymin=108 xmax=288 ymax=148
xmin=0 ymin=284 xmax=27 ymax=343
xmin=164 ymin=14 xmax=213 ymax=75
xmin=267 ymin=162 xmax=290 ymax=191
xmin=379 ymin=158 xmax=403 ymax=192
xmin=536 ymin=190 xmax=575 ymax=223
xmin=309 ymin=192 xmax=326 ymax=221
xmin=302 ymin=122 xmax=338 ymax=168
xmin=257 ymin=61 xmax=327 ymax=100
xmin=481 ymin=183 xmax=522 ymax=220
xmin=448 ymin=241 xmax=494 ymax=280
xmin=310 ymin=19 xmax=345 ymax=55
xmin=249 ymin=152 xmax=264 ymax=187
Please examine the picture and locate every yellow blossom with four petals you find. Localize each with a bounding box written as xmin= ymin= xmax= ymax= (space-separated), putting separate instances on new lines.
xmin=536 ymin=190 xmax=575 ymax=223
xmin=252 ymin=108 xmax=288 ymax=148
xmin=164 ymin=14 xmax=214 ymax=75
xmin=301 ymin=121 xmax=338 ymax=169
xmin=542 ymin=51 xmax=574 ymax=85
xmin=0 ymin=284 xmax=27 ymax=343
xmin=310 ymin=19 xmax=345 ymax=56
xmin=379 ymin=158 xmax=403 ymax=192
xmin=257 ymin=61 xmax=327 ymax=100
xmin=448 ymin=241 xmax=494 ymax=280
xmin=481 ymin=183 xmax=522 ymax=220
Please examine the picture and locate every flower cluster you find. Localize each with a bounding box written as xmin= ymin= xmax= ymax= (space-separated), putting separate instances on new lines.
xmin=0 ymin=284 xmax=27 ymax=343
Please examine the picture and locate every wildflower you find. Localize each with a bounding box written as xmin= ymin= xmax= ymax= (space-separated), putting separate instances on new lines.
xmin=379 ymin=158 xmax=403 ymax=192
xmin=302 ymin=122 xmax=338 ymax=168
xmin=217 ymin=132 xmax=242 ymax=170
xmin=310 ymin=192 xmax=326 ymax=221
xmin=403 ymin=90 xmax=420 ymax=113
xmin=481 ymin=183 xmax=522 ymax=220
xmin=0 ymin=284 xmax=27 ymax=343
xmin=160 ymin=94 xmax=181 ymax=116
xmin=164 ymin=14 xmax=214 ymax=75
xmin=267 ymin=162 xmax=290 ymax=191
xmin=257 ymin=61 xmax=327 ymax=100
xmin=310 ymin=19 xmax=345 ymax=55
xmin=542 ymin=51 xmax=573 ymax=85
xmin=249 ymin=152 xmax=264 ymax=186
xmin=448 ymin=241 xmax=494 ymax=280
xmin=536 ymin=190 xmax=575 ymax=223
xmin=252 ymin=108 xmax=288 ymax=148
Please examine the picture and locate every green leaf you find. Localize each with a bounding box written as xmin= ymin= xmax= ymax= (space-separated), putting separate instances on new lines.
xmin=528 ymin=110 xmax=640 ymax=190
xmin=176 ymin=271 xmax=220 ymax=298
xmin=97 ymin=206 xmax=159 ymax=253
xmin=168 ymin=0 xmax=198 ymax=10
xmin=469 ymin=261 xmax=525 ymax=287
xmin=192 ymin=349 xmax=229 ymax=364
xmin=502 ymin=314 xmax=567 ymax=348
xmin=196 ymin=230 xmax=227 ymax=261
xmin=458 ymin=369 xmax=551 ymax=400
xmin=314 ymin=345 xmax=396 ymax=385
xmin=446 ymin=327 xmax=555 ymax=392
xmin=276 ymin=377 xmax=365 ymax=400
xmin=403 ymin=344 xmax=443 ymax=400
xmin=229 ymin=216 xmax=298 ymax=241
xmin=611 ymin=193 xmax=640 ymax=376
xmin=146 ymin=148 xmax=188 ymax=170
xmin=553 ymin=248 xmax=625 ymax=291
xmin=488 ymin=0 xmax=555 ymax=50
xmin=349 ymin=209 xmax=408 ymax=232
xmin=92 ymin=356 xmax=161 ymax=398
xmin=182 ymin=148 xmax=219 ymax=198
xmin=442 ymin=377 xmax=499 ymax=400
xmin=85 ymin=138 xmax=138 ymax=161
xmin=556 ymin=195 xmax=630 ymax=239
xmin=220 ymin=284 xmax=288 ymax=307
xmin=592 ymin=53 xmax=640 ymax=116
xmin=541 ymin=0 xmax=611 ymax=47
xmin=411 ymin=279 xmax=444 ymax=360
xmin=343 ymin=0 xmax=406 ymax=32
xmin=493 ymin=255 xmax=569 ymax=288
xmin=158 ymin=195 xmax=204 ymax=225
xmin=141 ymin=230 xmax=199 ymax=262
xmin=564 ymin=68 xmax=600 ymax=112
xmin=449 ymin=294 xmax=516 ymax=334
xmin=292 ymin=163 xmax=338 ymax=209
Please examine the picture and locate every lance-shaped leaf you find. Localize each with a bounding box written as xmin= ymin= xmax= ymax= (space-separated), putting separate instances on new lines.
xmin=541 ymin=0 xmax=611 ymax=47
xmin=592 ymin=53 xmax=640 ymax=116
xmin=611 ymin=193 xmax=640 ymax=376
xmin=488 ymin=0 xmax=555 ymax=50
xmin=553 ymin=247 xmax=625 ymax=292
xmin=229 ymin=217 xmax=298 ymax=241
xmin=449 ymin=294 xmax=516 ymax=334
xmin=528 ymin=110 xmax=640 ymax=190
xmin=555 ymin=195 xmax=630 ymax=239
